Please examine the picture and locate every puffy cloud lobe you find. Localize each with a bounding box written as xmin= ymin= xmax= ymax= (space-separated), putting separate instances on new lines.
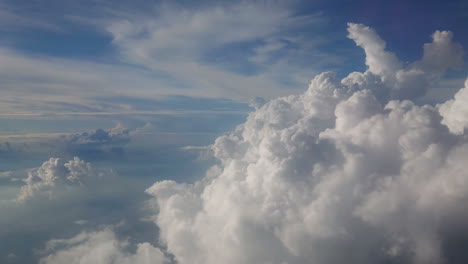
xmin=145 ymin=24 xmax=468 ymax=264
xmin=17 ymin=157 xmax=109 ymax=201
xmin=39 ymin=228 xmax=168 ymax=264
xmin=438 ymin=79 xmax=468 ymax=134
xmin=422 ymin=30 xmax=464 ymax=73
xmin=63 ymin=124 xmax=130 ymax=145
xmin=346 ymin=23 xmax=464 ymax=101
xmin=347 ymin=23 xmax=402 ymax=82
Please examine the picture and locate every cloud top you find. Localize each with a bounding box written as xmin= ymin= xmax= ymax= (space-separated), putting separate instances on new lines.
xmin=346 ymin=23 xmax=464 ymax=100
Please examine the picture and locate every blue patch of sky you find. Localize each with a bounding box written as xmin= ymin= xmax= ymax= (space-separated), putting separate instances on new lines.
xmin=5 ymin=27 xmax=115 ymax=60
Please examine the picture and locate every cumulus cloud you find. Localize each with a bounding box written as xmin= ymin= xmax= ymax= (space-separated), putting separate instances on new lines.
xmin=64 ymin=124 xmax=130 ymax=145
xmin=141 ymin=24 xmax=468 ymax=264
xmin=39 ymin=228 xmax=168 ymax=264
xmin=438 ymin=79 xmax=468 ymax=134
xmin=102 ymin=2 xmax=334 ymax=101
xmin=17 ymin=157 xmax=110 ymax=201
xmin=346 ymin=23 xmax=464 ymax=101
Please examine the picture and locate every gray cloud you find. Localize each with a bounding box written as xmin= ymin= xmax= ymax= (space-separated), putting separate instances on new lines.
xmin=17 ymin=157 xmax=111 ymax=202
xmin=39 ymin=227 xmax=168 ymax=264
xmin=1 ymin=154 xmax=161 ymax=264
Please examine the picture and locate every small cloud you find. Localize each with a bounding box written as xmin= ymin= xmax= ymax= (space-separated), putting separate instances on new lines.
xmin=181 ymin=145 xmax=214 ymax=161
xmin=17 ymin=157 xmax=112 ymax=202
xmin=74 ymin=220 xmax=88 ymax=225
xmin=249 ymin=96 xmax=267 ymax=109
xmin=0 ymin=171 xmax=13 ymax=179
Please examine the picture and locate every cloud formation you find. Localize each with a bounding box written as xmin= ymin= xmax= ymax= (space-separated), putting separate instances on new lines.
xmin=39 ymin=227 xmax=168 ymax=264
xmin=0 ymin=1 xmax=337 ymax=116
xmin=141 ymin=23 xmax=468 ymax=264
xmin=346 ymin=23 xmax=464 ymax=101
xmin=18 ymin=157 xmax=110 ymax=201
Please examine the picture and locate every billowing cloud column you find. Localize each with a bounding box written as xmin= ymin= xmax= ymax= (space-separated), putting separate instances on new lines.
xmin=147 ymin=24 xmax=468 ymax=264
xmin=40 ymin=228 xmax=168 ymax=264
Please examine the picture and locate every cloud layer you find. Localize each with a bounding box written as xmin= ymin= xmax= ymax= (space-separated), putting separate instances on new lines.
xmin=141 ymin=23 xmax=468 ymax=264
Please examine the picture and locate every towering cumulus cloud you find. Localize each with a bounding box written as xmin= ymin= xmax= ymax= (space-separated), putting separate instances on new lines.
xmin=40 ymin=228 xmax=168 ymax=264
xmin=145 ymin=24 xmax=468 ymax=264
xmin=18 ymin=157 xmax=110 ymax=201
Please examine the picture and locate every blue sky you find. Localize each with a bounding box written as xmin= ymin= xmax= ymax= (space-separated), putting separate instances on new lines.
xmin=0 ymin=0 xmax=467 ymax=263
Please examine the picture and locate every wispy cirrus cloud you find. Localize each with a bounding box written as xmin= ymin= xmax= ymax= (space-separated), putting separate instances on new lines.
xmin=0 ymin=1 xmax=345 ymax=116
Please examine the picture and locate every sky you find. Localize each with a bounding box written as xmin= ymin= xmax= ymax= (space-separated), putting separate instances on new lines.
xmin=0 ymin=0 xmax=468 ymax=263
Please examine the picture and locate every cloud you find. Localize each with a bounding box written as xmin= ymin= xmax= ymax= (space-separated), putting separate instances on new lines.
xmin=103 ymin=2 xmax=325 ymax=100
xmin=346 ymin=23 xmax=465 ymax=100
xmin=39 ymin=227 xmax=168 ymax=264
xmin=17 ymin=157 xmax=110 ymax=202
xmin=0 ymin=1 xmax=340 ymax=117
xmin=438 ymin=79 xmax=468 ymax=134
xmin=1 ymin=153 xmax=162 ymax=264
xmin=63 ymin=124 xmax=130 ymax=145
xmin=249 ymin=96 xmax=267 ymax=109
xmin=141 ymin=24 xmax=468 ymax=264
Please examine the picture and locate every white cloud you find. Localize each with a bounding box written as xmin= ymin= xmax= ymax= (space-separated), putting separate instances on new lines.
xmin=0 ymin=1 xmax=337 ymax=116
xmin=346 ymin=23 xmax=465 ymax=100
xmin=39 ymin=227 xmax=168 ymax=264
xmin=17 ymin=157 xmax=110 ymax=202
xmin=438 ymin=79 xmax=468 ymax=134
xmin=103 ymin=2 xmax=331 ymax=101
xmin=142 ymin=24 xmax=468 ymax=264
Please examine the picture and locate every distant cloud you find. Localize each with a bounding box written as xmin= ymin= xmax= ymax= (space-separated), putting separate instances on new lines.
xmin=73 ymin=220 xmax=88 ymax=225
xmin=17 ymin=157 xmax=111 ymax=202
xmin=39 ymin=227 xmax=168 ymax=264
xmin=63 ymin=123 xmax=130 ymax=146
